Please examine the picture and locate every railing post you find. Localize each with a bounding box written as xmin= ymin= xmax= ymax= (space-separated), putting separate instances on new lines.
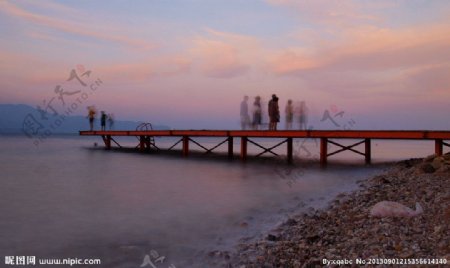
xmin=228 ymin=137 xmax=233 ymax=159
xmin=435 ymin=139 xmax=443 ymax=156
xmin=287 ymin=137 xmax=293 ymax=164
xmin=182 ymin=136 xmax=189 ymax=157
xmin=320 ymin=137 xmax=328 ymax=167
xmin=240 ymin=137 xmax=247 ymax=161
xmin=365 ymin=138 xmax=371 ymax=164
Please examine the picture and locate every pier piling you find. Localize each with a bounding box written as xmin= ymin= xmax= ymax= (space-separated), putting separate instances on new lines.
xmin=287 ymin=137 xmax=293 ymax=164
xmin=365 ymin=138 xmax=371 ymax=164
xmin=240 ymin=137 xmax=247 ymax=161
xmin=182 ymin=136 xmax=189 ymax=157
xmin=228 ymin=137 xmax=234 ymax=159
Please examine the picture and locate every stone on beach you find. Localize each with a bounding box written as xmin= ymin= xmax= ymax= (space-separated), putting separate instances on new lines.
xmin=370 ymin=201 xmax=423 ymax=217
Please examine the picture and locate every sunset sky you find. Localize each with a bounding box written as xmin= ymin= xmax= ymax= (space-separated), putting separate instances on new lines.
xmin=1 ymin=0 xmax=450 ymax=129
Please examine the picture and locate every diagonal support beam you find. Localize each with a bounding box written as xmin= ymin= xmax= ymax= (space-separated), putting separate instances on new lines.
xmin=149 ymin=139 xmax=161 ymax=151
xmin=110 ymin=137 xmax=122 ymax=148
xmin=255 ymin=140 xmax=286 ymax=157
xmin=188 ymin=138 xmax=209 ymax=151
xmin=327 ymin=139 xmax=365 ymax=157
xmin=248 ymin=138 xmax=285 ymax=157
xmin=187 ymin=138 xmax=229 ymax=155
xmin=203 ymin=138 xmax=229 ymax=154
xmin=168 ymin=138 xmax=183 ymax=151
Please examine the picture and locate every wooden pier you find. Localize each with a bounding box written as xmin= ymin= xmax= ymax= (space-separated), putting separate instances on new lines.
xmin=79 ymin=130 xmax=450 ymax=165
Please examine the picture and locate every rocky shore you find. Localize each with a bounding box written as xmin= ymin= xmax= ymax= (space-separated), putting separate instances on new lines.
xmin=225 ymin=155 xmax=450 ymax=267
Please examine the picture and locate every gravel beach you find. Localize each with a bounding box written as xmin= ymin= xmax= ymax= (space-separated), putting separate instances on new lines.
xmin=224 ymin=155 xmax=450 ymax=267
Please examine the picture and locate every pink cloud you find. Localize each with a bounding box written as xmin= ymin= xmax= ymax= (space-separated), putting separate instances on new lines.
xmin=266 ymin=0 xmax=381 ymax=26
xmin=328 ymin=25 xmax=450 ymax=70
xmin=0 ymin=49 xmax=191 ymax=98
xmin=97 ymin=63 xmax=156 ymax=82
xmin=269 ymin=23 xmax=450 ymax=75
xmin=264 ymin=21 xmax=450 ymax=103
xmin=269 ymin=49 xmax=322 ymax=74
xmin=400 ymin=63 xmax=450 ymax=94
xmin=189 ymin=29 xmax=262 ymax=78
xmin=0 ymin=51 xmax=110 ymax=89
xmin=158 ymin=56 xmax=192 ymax=76
xmin=0 ymin=1 xmax=156 ymax=50
xmin=19 ymin=0 xmax=80 ymax=14
xmin=95 ymin=55 xmax=191 ymax=83
xmin=194 ymin=39 xmax=249 ymax=78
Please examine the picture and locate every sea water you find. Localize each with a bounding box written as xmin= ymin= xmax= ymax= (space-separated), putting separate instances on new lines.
xmin=0 ymin=135 xmax=434 ymax=267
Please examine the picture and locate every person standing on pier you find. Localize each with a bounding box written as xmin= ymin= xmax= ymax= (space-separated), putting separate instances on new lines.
xmin=240 ymin=96 xmax=250 ymax=130
xmin=268 ymin=94 xmax=280 ymax=130
xmin=100 ymin=111 xmax=107 ymax=131
xmin=298 ymin=101 xmax=308 ymax=130
xmin=285 ymin=99 xmax=294 ymax=130
xmin=252 ymin=96 xmax=262 ymax=130
xmin=87 ymin=106 xmax=96 ymax=131
xmin=108 ymin=113 xmax=115 ymax=130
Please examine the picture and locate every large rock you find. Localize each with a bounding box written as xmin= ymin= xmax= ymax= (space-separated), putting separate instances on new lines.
xmin=431 ymin=157 xmax=445 ymax=170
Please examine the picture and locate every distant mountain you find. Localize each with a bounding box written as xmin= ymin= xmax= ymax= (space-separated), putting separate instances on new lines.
xmin=0 ymin=104 xmax=170 ymax=135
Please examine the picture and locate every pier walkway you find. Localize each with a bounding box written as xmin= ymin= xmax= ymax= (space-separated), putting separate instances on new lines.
xmin=79 ymin=130 xmax=450 ymax=165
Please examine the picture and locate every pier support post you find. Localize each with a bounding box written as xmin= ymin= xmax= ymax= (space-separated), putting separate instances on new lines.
xmin=287 ymin=138 xmax=293 ymax=164
xmin=139 ymin=136 xmax=145 ymax=152
xmin=365 ymin=138 xmax=371 ymax=164
xmin=320 ymin=138 xmax=328 ymax=167
xmin=228 ymin=137 xmax=233 ymax=159
xmin=103 ymin=135 xmax=111 ymax=150
xmin=182 ymin=136 xmax=189 ymax=157
xmin=240 ymin=137 xmax=247 ymax=161
xmin=145 ymin=136 xmax=151 ymax=151
xmin=435 ymin=139 xmax=443 ymax=156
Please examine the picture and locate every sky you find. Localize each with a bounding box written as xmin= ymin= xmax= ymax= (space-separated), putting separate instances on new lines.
xmin=1 ymin=0 xmax=450 ymax=129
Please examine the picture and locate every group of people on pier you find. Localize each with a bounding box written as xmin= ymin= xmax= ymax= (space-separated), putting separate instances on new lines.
xmin=240 ymin=95 xmax=308 ymax=130
xmin=87 ymin=106 xmax=114 ymax=131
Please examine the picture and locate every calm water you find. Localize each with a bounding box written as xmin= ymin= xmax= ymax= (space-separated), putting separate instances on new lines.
xmin=0 ymin=135 xmax=435 ymax=267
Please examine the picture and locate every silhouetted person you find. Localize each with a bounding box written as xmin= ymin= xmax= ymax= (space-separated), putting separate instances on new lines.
xmin=252 ymin=96 xmax=262 ymax=130
xmin=100 ymin=111 xmax=107 ymax=131
xmin=285 ymin=99 xmax=294 ymax=130
xmin=268 ymin=94 xmax=280 ymax=130
xmin=108 ymin=113 xmax=115 ymax=130
xmin=87 ymin=106 xmax=96 ymax=131
xmin=297 ymin=101 xmax=308 ymax=130
xmin=240 ymin=96 xmax=250 ymax=130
